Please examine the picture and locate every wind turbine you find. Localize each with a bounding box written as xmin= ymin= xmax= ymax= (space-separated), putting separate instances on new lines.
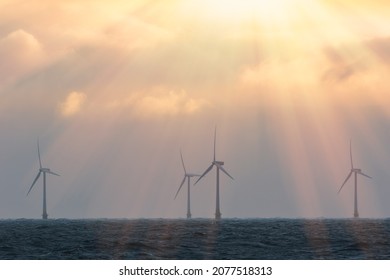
xmin=174 ymin=151 xmax=200 ymax=219
xmin=27 ymin=140 xmax=60 ymax=219
xmin=338 ymin=140 xmax=372 ymax=218
xmin=195 ymin=127 xmax=234 ymax=220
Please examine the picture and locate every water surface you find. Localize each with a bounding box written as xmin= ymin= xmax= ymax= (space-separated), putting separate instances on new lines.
xmin=1 ymin=218 xmax=389 ymax=259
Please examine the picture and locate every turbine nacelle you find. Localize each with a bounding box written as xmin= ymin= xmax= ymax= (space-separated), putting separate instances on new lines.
xmin=214 ymin=161 xmax=224 ymax=166
xmin=39 ymin=167 xmax=60 ymax=177
xmin=40 ymin=167 xmax=51 ymax=173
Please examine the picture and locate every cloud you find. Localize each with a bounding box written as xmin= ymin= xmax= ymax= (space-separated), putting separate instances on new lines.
xmin=0 ymin=29 xmax=42 ymax=56
xmin=367 ymin=36 xmax=390 ymax=64
xmin=0 ymin=29 xmax=45 ymax=85
xmin=321 ymin=47 xmax=361 ymax=83
xmin=107 ymin=89 xmax=210 ymax=119
xmin=235 ymin=39 xmax=390 ymax=111
xmin=59 ymin=91 xmax=87 ymax=117
xmin=238 ymin=58 xmax=319 ymax=96
xmin=136 ymin=90 xmax=208 ymax=118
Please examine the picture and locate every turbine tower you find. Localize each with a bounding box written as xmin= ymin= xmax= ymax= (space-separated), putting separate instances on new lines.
xmin=338 ymin=140 xmax=372 ymax=218
xmin=195 ymin=127 xmax=234 ymax=220
xmin=174 ymin=151 xmax=200 ymax=219
xmin=27 ymin=140 xmax=60 ymax=219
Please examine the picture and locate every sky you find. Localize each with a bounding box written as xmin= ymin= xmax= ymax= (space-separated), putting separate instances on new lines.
xmin=1 ymin=0 xmax=390 ymax=219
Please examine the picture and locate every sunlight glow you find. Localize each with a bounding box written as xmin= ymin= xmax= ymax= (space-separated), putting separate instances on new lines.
xmin=1 ymin=0 xmax=390 ymax=218
xmin=193 ymin=0 xmax=297 ymax=23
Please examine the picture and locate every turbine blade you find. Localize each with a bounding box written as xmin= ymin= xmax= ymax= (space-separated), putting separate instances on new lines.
xmin=174 ymin=176 xmax=187 ymax=199
xmin=47 ymin=170 xmax=60 ymax=176
xmin=358 ymin=171 xmax=372 ymax=179
xmin=194 ymin=164 xmax=214 ymax=185
xmin=214 ymin=126 xmax=217 ymax=162
xmin=338 ymin=171 xmax=353 ymax=194
xmin=27 ymin=171 xmax=41 ymax=196
xmin=219 ymin=165 xmax=234 ymax=180
xmin=180 ymin=150 xmax=187 ymax=174
xmin=37 ymin=139 xmax=42 ymax=169
xmin=350 ymin=140 xmax=354 ymax=169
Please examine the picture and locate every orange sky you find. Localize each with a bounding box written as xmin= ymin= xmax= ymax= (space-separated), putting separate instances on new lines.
xmin=0 ymin=0 xmax=390 ymax=219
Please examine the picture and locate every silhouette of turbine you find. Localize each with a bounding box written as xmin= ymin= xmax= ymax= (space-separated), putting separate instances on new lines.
xmin=174 ymin=150 xmax=200 ymax=218
xmin=195 ymin=127 xmax=233 ymax=220
xmin=27 ymin=140 xmax=60 ymax=219
xmin=338 ymin=140 xmax=372 ymax=218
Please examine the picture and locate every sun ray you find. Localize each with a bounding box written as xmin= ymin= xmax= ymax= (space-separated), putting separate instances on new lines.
xmin=2 ymin=0 xmax=390 ymax=219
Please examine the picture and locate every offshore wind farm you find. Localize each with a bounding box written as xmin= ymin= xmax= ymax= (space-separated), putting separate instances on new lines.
xmin=1 ymin=0 xmax=390 ymax=260
xmin=0 ymin=127 xmax=386 ymax=260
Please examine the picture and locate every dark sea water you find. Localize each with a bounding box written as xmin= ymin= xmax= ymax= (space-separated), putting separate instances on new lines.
xmin=1 ymin=219 xmax=390 ymax=260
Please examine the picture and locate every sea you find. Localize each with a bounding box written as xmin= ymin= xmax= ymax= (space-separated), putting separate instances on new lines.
xmin=0 ymin=218 xmax=390 ymax=260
